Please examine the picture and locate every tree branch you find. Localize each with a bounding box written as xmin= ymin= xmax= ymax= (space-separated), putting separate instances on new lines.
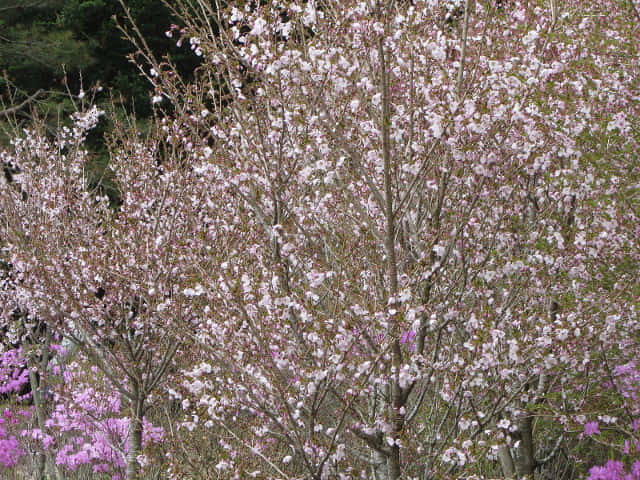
xmin=0 ymin=90 xmax=43 ymax=118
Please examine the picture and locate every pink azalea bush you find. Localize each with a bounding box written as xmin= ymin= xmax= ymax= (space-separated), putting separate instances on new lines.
xmin=0 ymin=410 xmax=23 ymax=467
xmin=0 ymin=351 xmax=165 ymax=478
xmin=588 ymin=461 xmax=640 ymax=480
xmin=0 ymin=348 xmax=29 ymax=400
xmin=0 ymin=348 xmax=27 ymax=468
xmin=45 ymin=363 xmax=164 ymax=479
xmin=580 ymin=361 xmax=640 ymax=480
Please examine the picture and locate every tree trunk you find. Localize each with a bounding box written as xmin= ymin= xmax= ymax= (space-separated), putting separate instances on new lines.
xmin=498 ymin=444 xmax=516 ymax=479
xmin=29 ymin=368 xmax=47 ymax=480
xmin=27 ymin=328 xmax=60 ymax=480
xmin=126 ymin=389 xmax=145 ymax=480
xmin=378 ymin=21 xmax=403 ymax=480
xmin=372 ymin=444 xmax=387 ymax=480
xmin=514 ymin=415 xmax=536 ymax=478
xmin=388 ymin=341 xmax=404 ymax=480
xmin=33 ymin=445 xmax=46 ymax=480
xmin=369 ymin=386 xmax=388 ymax=480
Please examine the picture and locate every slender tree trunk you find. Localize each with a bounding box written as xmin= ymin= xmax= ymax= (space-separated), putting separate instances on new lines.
xmin=27 ymin=328 xmax=59 ymax=480
xmin=29 ymin=368 xmax=46 ymax=480
xmin=379 ymin=28 xmax=404 ymax=480
xmin=377 ymin=5 xmax=408 ymax=473
xmin=126 ymin=387 xmax=145 ymax=480
xmin=514 ymin=415 xmax=536 ymax=478
xmin=388 ymin=339 xmax=404 ymax=480
xmin=32 ymin=426 xmax=46 ymax=480
xmin=498 ymin=444 xmax=516 ymax=479
xmin=369 ymin=388 xmax=388 ymax=480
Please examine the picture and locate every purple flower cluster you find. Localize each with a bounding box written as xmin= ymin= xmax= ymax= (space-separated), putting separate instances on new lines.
xmin=0 ymin=355 xmax=164 ymax=477
xmin=0 ymin=411 xmax=23 ymax=467
xmin=0 ymin=349 xmax=29 ymax=397
xmin=588 ymin=461 xmax=640 ymax=480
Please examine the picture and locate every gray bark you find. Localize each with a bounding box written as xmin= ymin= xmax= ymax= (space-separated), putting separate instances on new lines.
xmin=498 ymin=444 xmax=516 ymax=479
xmin=369 ymin=386 xmax=388 ymax=480
xmin=379 ymin=20 xmax=404 ymax=480
xmin=125 ymin=387 xmax=145 ymax=480
xmin=27 ymin=328 xmax=60 ymax=480
xmin=514 ymin=415 xmax=536 ymax=478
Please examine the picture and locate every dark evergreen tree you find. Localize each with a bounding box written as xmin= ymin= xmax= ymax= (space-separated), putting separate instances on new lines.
xmin=1 ymin=0 xmax=198 ymax=118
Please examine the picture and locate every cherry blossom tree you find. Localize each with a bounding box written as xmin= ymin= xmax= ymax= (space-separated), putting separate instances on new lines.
xmin=0 ymin=105 xmax=213 ymax=479
xmin=143 ymin=0 xmax=638 ymax=478
xmin=0 ymin=0 xmax=637 ymax=479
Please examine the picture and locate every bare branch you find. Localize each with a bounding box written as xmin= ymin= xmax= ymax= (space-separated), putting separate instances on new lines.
xmin=0 ymin=90 xmax=43 ymax=118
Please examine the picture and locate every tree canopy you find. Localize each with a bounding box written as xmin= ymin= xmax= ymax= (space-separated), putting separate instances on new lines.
xmin=0 ymin=1 xmax=639 ymax=480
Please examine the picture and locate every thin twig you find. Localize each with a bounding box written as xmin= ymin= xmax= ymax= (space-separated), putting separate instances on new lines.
xmin=0 ymin=90 xmax=43 ymax=118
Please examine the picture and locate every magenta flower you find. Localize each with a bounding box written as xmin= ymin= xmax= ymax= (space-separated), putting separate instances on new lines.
xmin=588 ymin=460 xmax=640 ymax=480
xmin=584 ymin=421 xmax=600 ymax=436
